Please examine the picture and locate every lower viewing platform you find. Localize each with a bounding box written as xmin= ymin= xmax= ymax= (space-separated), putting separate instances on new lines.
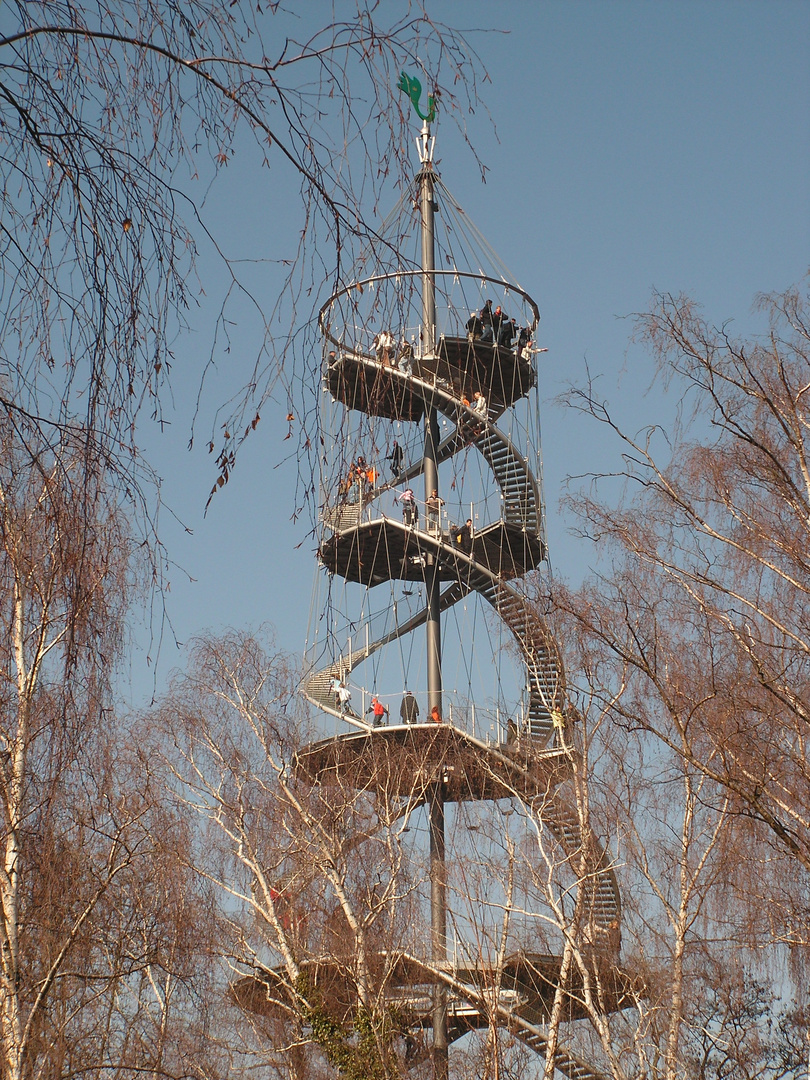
xmin=293 ymin=723 xmax=570 ymax=803
xmin=234 ymin=948 xmax=631 ymax=1029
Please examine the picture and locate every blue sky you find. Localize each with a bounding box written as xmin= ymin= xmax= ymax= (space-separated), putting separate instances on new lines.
xmin=126 ymin=0 xmax=809 ymax=706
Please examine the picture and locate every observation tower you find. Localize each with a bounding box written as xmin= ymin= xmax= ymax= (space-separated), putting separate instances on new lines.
xmin=245 ymin=80 xmax=628 ymax=1079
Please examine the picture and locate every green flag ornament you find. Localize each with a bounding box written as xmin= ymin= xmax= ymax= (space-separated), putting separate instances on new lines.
xmin=398 ymin=71 xmax=436 ymax=124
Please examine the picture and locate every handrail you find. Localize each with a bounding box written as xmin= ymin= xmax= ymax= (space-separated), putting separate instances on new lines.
xmin=319 ymin=269 xmax=541 ymax=344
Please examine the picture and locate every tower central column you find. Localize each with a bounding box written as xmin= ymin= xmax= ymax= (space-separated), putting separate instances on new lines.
xmin=418 ymin=119 xmax=448 ymax=1080
xmin=419 ymin=123 xmax=440 ymax=719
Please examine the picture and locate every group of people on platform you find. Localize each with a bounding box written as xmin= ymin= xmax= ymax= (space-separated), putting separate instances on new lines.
xmin=344 ymin=472 xmax=459 ymax=537
xmin=334 ymin=355 xmax=487 ymax=547
xmin=466 ymin=299 xmax=514 ymax=348
xmin=396 ymin=488 xmax=473 ymax=556
xmin=458 ymin=388 xmax=487 ymax=415
xmin=373 ymin=330 xmax=414 ymax=373
xmin=375 ymin=692 xmax=442 ymax=725
xmin=328 ymin=677 xmax=522 ymax=743
xmin=329 ymin=680 xmax=444 ymax=726
xmin=338 ymin=374 xmax=487 ymax=510
xmin=459 ymin=388 xmax=488 ymax=437
xmin=338 ymin=456 xmax=378 ymax=503
xmin=368 ymin=299 xmax=533 ymax=379
xmin=339 ymin=440 xmax=406 ymax=508
xmin=370 ymin=304 xmax=532 ymax=356
xmin=335 ymin=363 xmax=490 ymax=516
xmin=466 ymin=300 xmax=534 ymax=358
xmin=337 ymin=447 xmax=480 ymax=549
xmin=465 ymin=300 xmax=511 ymax=347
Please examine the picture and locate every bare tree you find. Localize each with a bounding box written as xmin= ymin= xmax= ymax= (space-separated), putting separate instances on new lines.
xmin=549 ymin=277 xmax=810 ymax=1077
xmin=158 ymin=629 xmax=435 ymax=1078
xmin=157 ymin=628 xmax=645 ymax=1079
xmin=0 ymin=9 xmax=495 ymax=1077
xmin=0 ymin=415 xmax=216 ymax=1080
xmin=561 ymin=279 xmax=810 ymax=882
xmin=0 ymin=2 xmax=485 ymax=515
xmin=467 ymin=597 xmax=808 ymax=1080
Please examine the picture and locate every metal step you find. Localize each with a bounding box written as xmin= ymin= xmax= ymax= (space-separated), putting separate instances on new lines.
xmin=514 ymin=1025 xmax=612 ymax=1080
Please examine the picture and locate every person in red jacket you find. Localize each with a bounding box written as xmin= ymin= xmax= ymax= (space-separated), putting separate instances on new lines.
xmin=367 ymin=695 xmax=389 ymax=726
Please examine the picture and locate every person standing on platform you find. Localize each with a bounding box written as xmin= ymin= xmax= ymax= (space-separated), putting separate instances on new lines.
xmin=480 ymin=299 xmax=494 ymax=343
xmin=388 ymin=441 xmax=404 ymax=477
xmin=466 ymin=312 xmax=483 ymax=341
xmin=458 ymin=518 xmax=473 ymax=555
xmin=367 ymin=695 xmax=389 ymax=726
xmin=430 ymin=705 xmax=442 ymax=723
xmin=518 ymin=326 xmax=532 ymax=359
xmin=499 ymin=314 xmax=516 ymax=348
xmin=397 ymin=340 xmax=413 ymax=374
xmin=398 ymin=487 xmax=418 ymax=527
xmin=336 ymin=682 xmax=352 ymax=714
xmin=472 ymin=391 xmax=488 ymax=435
xmin=374 ymin=329 xmax=394 ymax=366
xmin=350 ymin=457 xmax=367 ymax=505
xmin=400 ymin=691 xmax=419 ymax=724
xmin=492 ymin=305 xmax=505 ymax=345
xmin=426 ymin=489 xmax=444 ymax=535
xmin=330 ymin=675 xmax=342 ymax=707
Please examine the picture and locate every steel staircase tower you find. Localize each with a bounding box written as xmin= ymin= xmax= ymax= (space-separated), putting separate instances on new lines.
xmin=241 ymin=101 xmax=629 ymax=1079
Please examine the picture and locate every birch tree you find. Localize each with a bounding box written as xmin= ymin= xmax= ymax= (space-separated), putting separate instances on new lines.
xmin=550 ymin=277 xmax=810 ymax=1078
xmin=159 ymin=629 xmax=433 ymax=1079
xmin=480 ymin=609 xmax=807 ymax=1080
xmin=0 ymin=418 xmax=211 ymax=1080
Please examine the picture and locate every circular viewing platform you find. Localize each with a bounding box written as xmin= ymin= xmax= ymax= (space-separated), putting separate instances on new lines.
xmin=326 ymin=334 xmax=536 ymax=421
xmin=318 ymin=518 xmax=544 ymax=588
xmin=294 ymin=722 xmax=571 ymax=803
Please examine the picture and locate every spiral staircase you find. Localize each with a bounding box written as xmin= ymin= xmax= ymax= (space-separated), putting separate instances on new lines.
xmin=240 ymin=110 xmax=629 ymax=1079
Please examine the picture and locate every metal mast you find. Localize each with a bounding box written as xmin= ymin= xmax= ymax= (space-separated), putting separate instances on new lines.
xmin=417 ymin=118 xmax=448 ymax=1080
xmin=418 ymin=119 xmax=440 ymax=714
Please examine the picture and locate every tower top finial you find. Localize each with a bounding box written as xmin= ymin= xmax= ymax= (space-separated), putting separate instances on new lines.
xmin=397 ymin=71 xmax=436 ymax=124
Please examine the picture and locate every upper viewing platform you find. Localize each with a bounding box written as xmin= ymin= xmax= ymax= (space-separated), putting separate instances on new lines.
xmin=317 ymin=165 xmax=542 ymax=426
xmin=321 ymin=272 xmax=539 ymax=423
